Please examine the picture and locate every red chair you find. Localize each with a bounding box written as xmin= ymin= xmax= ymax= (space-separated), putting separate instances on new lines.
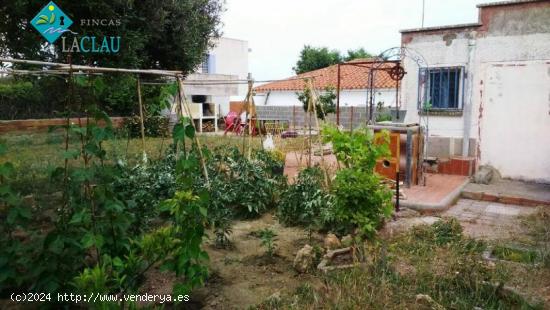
xmin=223 ymin=111 xmax=240 ymax=135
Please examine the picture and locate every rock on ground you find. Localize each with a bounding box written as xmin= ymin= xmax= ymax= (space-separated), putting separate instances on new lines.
xmin=324 ymin=233 xmax=341 ymax=250
xmin=293 ymin=244 xmax=314 ymax=273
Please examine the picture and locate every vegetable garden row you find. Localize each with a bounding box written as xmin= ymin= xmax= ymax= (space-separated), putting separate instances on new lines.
xmin=0 ymin=102 xmax=395 ymax=306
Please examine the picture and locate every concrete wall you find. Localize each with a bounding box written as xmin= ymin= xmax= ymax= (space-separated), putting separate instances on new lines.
xmin=479 ymin=61 xmax=550 ymax=183
xmin=209 ymin=37 xmax=250 ymax=98
xmin=193 ymin=37 xmax=249 ymax=116
xmin=401 ymin=1 xmax=550 ymax=182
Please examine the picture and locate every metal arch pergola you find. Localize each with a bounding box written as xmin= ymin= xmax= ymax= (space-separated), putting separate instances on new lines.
xmin=334 ymin=58 xmax=405 ymax=126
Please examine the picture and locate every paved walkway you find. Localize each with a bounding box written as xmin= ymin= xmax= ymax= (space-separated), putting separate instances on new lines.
xmin=442 ymin=199 xmax=538 ymax=240
xmin=384 ymin=199 xmax=538 ymax=240
xmin=463 ymin=179 xmax=550 ymax=207
xmin=401 ymin=174 xmax=469 ymax=210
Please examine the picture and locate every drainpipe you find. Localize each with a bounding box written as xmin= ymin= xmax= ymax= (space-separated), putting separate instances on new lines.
xmin=462 ymin=33 xmax=477 ymax=157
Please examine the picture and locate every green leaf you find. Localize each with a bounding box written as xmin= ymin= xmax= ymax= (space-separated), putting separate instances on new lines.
xmin=63 ymin=150 xmax=80 ymax=160
xmin=81 ymin=233 xmax=104 ymax=249
xmin=0 ymin=144 xmax=6 ymax=156
xmin=172 ymin=123 xmax=185 ymax=142
xmin=199 ymin=206 xmax=207 ymax=217
xmin=185 ymin=125 xmax=195 ymax=139
xmin=69 ymin=210 xmax=89 ymax=225
xmin=0 ymin=162 xmax=14 ymax=177
xmin=112 ymin=257 xmax=124 ymax=268
xmin=81 ymin=233 xmax=95 ymax=249
xmin=49 ymin=13 xmax=55 ymax=24
xmin=49 ymin=237 xmax=64 ymax=254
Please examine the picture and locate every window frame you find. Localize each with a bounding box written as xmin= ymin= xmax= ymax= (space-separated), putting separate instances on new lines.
xmin=201 ymin=54 xmax=210 ymax=74
xmin=418 ymin=66 xmax=465 ymax=111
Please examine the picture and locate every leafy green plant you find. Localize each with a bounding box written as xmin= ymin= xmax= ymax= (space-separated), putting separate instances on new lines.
xmin=258 ymin=228 xmax=278 ymax=258
xmin=0 ymin=143 xmax=34 ymax=291
xmin=322 ymin=125 xmax=393 ymax=238
xmin=207 ymin=147 xmax=283 ymax=218
xmin=375 ymin=101 xmax=392 ymax=122
xmin=277 ymin=167 xmax=332 ymax=240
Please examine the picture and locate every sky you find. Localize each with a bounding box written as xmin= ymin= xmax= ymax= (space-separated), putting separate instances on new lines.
xmin=221 ymin=0 xmax=503 ymax=80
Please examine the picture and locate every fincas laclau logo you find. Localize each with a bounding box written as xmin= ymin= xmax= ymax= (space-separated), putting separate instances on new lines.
xmin=30 ymin=1 xmax=121 ymax=54
xmin=30 ymin=1 xmax=73 ymax=43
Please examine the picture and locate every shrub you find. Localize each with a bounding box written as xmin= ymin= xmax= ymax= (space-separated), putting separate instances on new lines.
xmin=322 ymin=125 xmax=393 ymax=238
xmin=207 ymin=147 xmax=284 ymax=218
xmin=277 ymin=167 xmax=332 ymax=232
xmin=331 ymin=168 xmax=393 ymax=238
xmin=122 ymin=115 xmax=170 ymax=138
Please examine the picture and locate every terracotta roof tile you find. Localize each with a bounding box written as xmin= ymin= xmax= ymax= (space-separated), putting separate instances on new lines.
xmin=254 ymin=59 xmax=397 ymax=93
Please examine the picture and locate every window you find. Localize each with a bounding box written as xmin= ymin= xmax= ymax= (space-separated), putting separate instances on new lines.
xmin=419 ymin=67 xmax=464 ymax=110
xmin=201 ymin=54 xmax=210 ymax=73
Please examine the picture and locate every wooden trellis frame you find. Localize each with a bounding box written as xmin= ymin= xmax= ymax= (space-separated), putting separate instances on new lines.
xmin=0 ymin=57 xmax=212 ymax=184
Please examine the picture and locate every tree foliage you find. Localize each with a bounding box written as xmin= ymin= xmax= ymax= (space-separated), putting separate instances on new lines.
xmin=293 ymin=45 xmax=341 ymax=74
xmin=297 ymin=86 xmax=336 ymax=120
xmin=293 ymin=46 xmax=373 ymax=74
xmin=0 ymin=0 xmax=223 ymax=73
xmin=343 ymin=48 xmax=372 ymax=62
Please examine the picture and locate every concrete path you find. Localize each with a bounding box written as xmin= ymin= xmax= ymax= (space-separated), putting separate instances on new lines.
xmin=383 ymin=199 xmax=538 ymax=241
xmin=462 ymin=179 xmax=550 ymax=207
xmin=442 ymin=199 xmax=538 ymax=240
xmin=401 ymin=174 xmax=469 ymax=211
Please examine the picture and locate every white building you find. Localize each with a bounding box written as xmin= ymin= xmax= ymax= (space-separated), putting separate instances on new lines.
xmin=181 ymin=37 xmax=249 ymax=123
xmin=400 ymin=0 xmax=550 ymax=183
xmin=253 ymin=60 xmax=397 ymax=108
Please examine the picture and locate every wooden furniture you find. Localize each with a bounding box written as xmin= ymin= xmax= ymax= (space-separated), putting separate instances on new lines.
xmin=369 ymin=123 xmax=423 ymax=188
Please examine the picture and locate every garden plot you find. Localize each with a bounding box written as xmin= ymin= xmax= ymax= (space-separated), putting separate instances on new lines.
xmin=2 ymin=117 xmax=549 ymax=309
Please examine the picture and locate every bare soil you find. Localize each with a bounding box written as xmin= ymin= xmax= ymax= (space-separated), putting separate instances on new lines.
xmin=141 ymin=213 xmax=324 ymax=309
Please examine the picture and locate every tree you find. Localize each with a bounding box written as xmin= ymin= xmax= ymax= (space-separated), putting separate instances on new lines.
xmin=297 ymin=86 xmax=336 ymax=120
xmin=0 ymin=0 xmax=223 ymax=73
xmin=344 ymin=48 xmax=373 ymax=62
xmin=293 ymin=45 xmax=341 ymax=74
xmin=293 ymin=46 xmax=373 ymax=74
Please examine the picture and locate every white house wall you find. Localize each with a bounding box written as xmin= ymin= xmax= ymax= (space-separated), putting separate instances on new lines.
xmin=478 ymin=61 xmax=550 ymax=182
xmin=254 ymin=89 xmax=396 ymax=108
xmin=401 ymin=2 xmax=550 ymax=182
xmin=210 ymin=37 xmax=249 ymax=97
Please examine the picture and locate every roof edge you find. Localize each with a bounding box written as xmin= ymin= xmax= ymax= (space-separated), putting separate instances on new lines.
xmin=477 ymin=0 xmax=546 ymax=8
xmin=400 ymin=23 xmax=481 ymax=34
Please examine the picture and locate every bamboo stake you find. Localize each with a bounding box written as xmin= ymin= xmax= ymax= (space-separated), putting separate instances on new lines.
xmin=137 ymin=76 xmax=147 ymax=158
xmin=176 ymin=76 xmax=210 ymax=187
xmin=246 ymin=80 xmax=255 ymax=160
xmin=308 ymin=79 xmax=329 ymax=188
xmin=0 ymin=58 xmax=182 ymax=76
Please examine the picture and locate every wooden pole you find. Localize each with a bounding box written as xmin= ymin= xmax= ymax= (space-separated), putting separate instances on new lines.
xmin=309 ymin=79 xmax=329 ymax=188
xmin=176 ymin=77 xmax=210 ymax=187
xmin=350 ymin=106 xmax=354 ymax=133
xmin=247 ymin=79 xmax=254 ymax=160
xmin=336 ymin=64 xmax=341 ymax=126
xmin=0 ymin=58 xmax=182 ymax=76
xmin=137 ymin=76 xmax=146 ymax=157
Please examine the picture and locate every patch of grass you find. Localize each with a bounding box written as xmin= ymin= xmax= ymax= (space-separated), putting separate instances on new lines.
xmin=493 ymin=245 xmax=538 ymax=264
xmin=523 ymin=207 xmax=550 ymax=267
xmin=255 ymin=219 xmax=544 ymax=309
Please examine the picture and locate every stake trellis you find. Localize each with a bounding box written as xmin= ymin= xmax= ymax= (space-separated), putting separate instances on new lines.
xmin=0 ymin=57 xmax=217 ymax=185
